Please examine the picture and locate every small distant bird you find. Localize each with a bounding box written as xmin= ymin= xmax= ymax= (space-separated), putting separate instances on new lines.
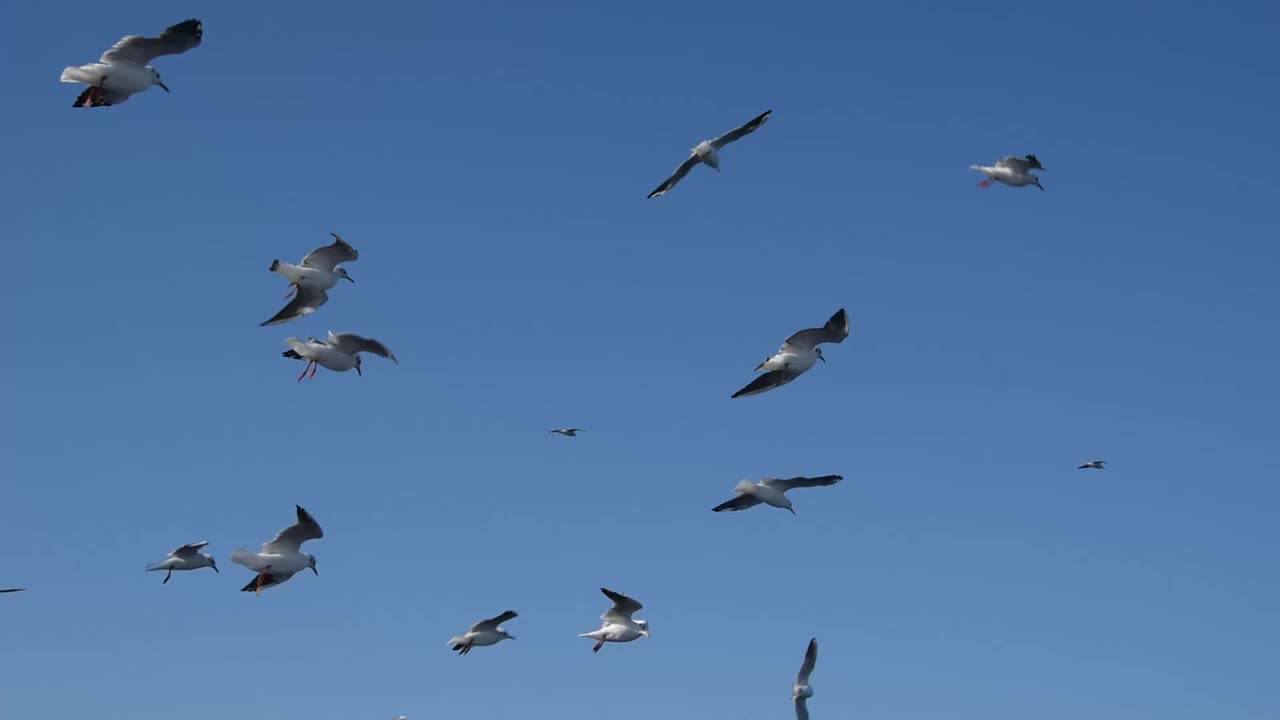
xmin=579 ymin=588 xmax=650 ymax=653
xmin=0 ymin=588 xmax=26 ymax=594
xmin=60 ymin=19 xmax=202 ymax=108
xmin=230 ymin=505 xmax=323 ymax=594
xmin=793 ymin=638 xmax=818 ymax=720
xmin=448 ymin=610 xmax=519 ymax=655
xmin=1078 ymin=460 xmax=1107 ymax=470
xmin=732 ymin=309 xmax=850 ymax=398
xmin=647 ymin=110 xmax=772 ymax=198
xmin=970 ymin=154 xmax=1045 ymax=190
xmin=712 ymin=475 xmax=843 ymax=515
xmin=549 ymin=428 xmax=583 ymax=437
xmin=261 ymin=234 xmax=358 ymax=326
xmin=282 ymin=331 xmax=397 ymax=381
xmin=145 ymin=540 xmax=218 ymax=584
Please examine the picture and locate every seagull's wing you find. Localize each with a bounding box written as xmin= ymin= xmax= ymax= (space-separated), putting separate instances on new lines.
xmin=797 ymin=638 xmax=818 ymax=684
xmin=100 ymin=19 xmax=203 ymax=65
xmin=731 ymin=369 xmax=802 ymax=398
xmin=764 ymin=475 xmax=843 ymax=492
xmin=647 ymin=154 xmax=703 ymax=198
xmin=239 ymin=572 xmax=289 ymax=592
xmin=710 ymin=109 xmax=772 ymax=149
xmin=994 ymin=155 xmax=1033 ymax=174
xmin=0 ymin=588 xmax=26 ymax=593
xmin=600 ymin=587 xmax=643 ymax=624
xmin=170 ymin=540 xmax=209 ymax=558
xmin=711 ymin=493 xmax=764 ymax=512
xmin=785 ymin=308 xmax=850 ymax=350
xmin=328 ymin=333 xmax=398 ymax=363
xmin=262 ymin=505 xmax=324 ymax=554
xmin=470 ymin=610 xmax=519 ymax=632
xmin=795 ymin=697 xmax=810 ymax=720
xmin=300 ymin=234 xmax=359 ymax=271
xmin=260 ymin=286 xmax=328 ymax=327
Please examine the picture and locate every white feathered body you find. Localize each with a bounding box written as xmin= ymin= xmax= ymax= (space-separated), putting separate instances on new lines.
xmin=230 ymin=548 xmax=310 ymax=576
xmin=735 ymin=479 xmax=792 ymax=510
xmin=60 ymin=63 xmax=154 ymax=96
xmin=970 ymin=164 xmax=1039 ymax=187
xmin=284 ymin=338 xmax=358 ymax=372
xmin=271 ymin=262 xmax=340 ymax=290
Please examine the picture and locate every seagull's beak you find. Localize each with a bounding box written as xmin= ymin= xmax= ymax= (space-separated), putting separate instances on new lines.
xmin=354 ymin=365 xmax=362 ymax=376
xmin=506 ymin=634 xmax=516 ymax=640
xmin=310 ymin=566 xmax=319 ymax=575
xmin=817 ymin=355 xmax=827 ymax=363
xmin=211 ymin=564 xmax=219 ymax=573
xmin=343 ymin=275 xmax=355 ymax=283
xmin=157 ymin=81 xmax=170 ymax=93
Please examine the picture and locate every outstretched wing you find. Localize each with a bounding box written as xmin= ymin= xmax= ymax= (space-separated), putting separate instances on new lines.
xmin=101 ymin=19 xmax=203 ymax=65
xmin=710 ymin=109 xmax=772 ymax=149
xmin=301 ymin=234 xmax=359 ymax=271
xmin=764 ymin=475 xmax=843 ymax=492
xmin=262 ymin=505 xmax=324 ymax=554
xmin=795 ymin=697 xmax=810 ymax=720
xmin=731 ymin=369 xmax=801 ymax=398
xmin=170 ymin=540 xmax=209 ymax=558
xmin=470 ymin=610 xmax=519 ymax=632
xmin=328 ymin=333 xmax=398 ymax=362
xmin=995 ymin=155 xmax=1043 ymax=174
xmin=797 ymin=638 xmax=818 ymax=684
xmin=0 ymin=588 xmax=26 ymax=594
xmin=260 ymin=286 xmax=328 ymax=326
xmin=647 ymin=154 xmax=703 ymax=198
xmin=785 ymin=308 xmax=849 ymax=351
xmin=711 ymin=493 xmax=763 ymax=512
xmin=600 ymin=587 xmax=643 ymax=624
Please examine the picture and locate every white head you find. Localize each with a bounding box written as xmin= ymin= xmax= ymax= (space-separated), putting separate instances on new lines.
xmin=148 ymin=68 xmax=170 ymax=93
xmin=1030 ymin=175 xmax=1044 ymax=191
xmin=814 ymin=347 xmax=826 ymax=363
xmin=336 ymin=267 xmax=354 ymax=283
xmin=500 ymin=628 xmax=516 ymax=641
xmin=637 ymin=620 xmax=650 ymax=637
xmin=204 ymin=555 xmax=219 ymax=573
xmin=307 ymin=554 xmax=318 ymax=575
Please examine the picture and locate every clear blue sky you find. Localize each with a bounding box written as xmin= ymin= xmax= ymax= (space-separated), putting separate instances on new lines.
xmin=2 ymin=1 xmax=1278 ymax=718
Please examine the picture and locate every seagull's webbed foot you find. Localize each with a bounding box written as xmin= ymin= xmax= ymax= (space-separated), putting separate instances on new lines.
xmin=163 ymin=569 xmax=171 ymax=584
xmin=308 ymin=362 xmax=318 ymax=379
xmin=592 ymin=640 xmax=604 ymax=654
xmin=297 ymin=361 xmax=314 ymax=382
xmin=255 ymin=565 xmax=272 ymax=595
xmin=977 ymin=178 xmax=995 ymax=188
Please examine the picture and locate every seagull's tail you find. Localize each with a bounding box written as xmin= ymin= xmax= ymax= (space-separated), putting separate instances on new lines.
xmin=968 ymin=165 xmax=984 ymax=171
xmin=229 ymin=548 xmax=257 ymax=569
xmin=733 ymin=479 xmax=756 ymax=494
xmin=60 ymin=65 xmax=97 ymax=84
xmin=144 ymin=560 xmax=167 ymax=572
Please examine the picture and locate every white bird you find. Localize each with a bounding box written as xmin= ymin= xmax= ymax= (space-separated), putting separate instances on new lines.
xmin=970 ymin=154 xmax=1045 ymax=190
xmin=448 ymin=610 xmax=518 ymax=655
xmin=145 ymin=540 xmax=218 ymax=584
xmin=1078 ymin=460 xmax=1107 ymax=470
xmin=260 ymin=234 xmax=358 ymax=326
xmin=282 ymin=332 xmax=398 ymax=381
xmin=579 ymin=588 xmax=650 ymax=654
xmin=549 ymin=428 xmax=583 ymax=437
xmin=711 ymin=475 xmax=843 ymax=515
xmin=60 ymin=19 xmax=202 ymax=108
xmin=647 ymin=110 xmax=772 ymax=198
xmin=230 ymin=505 xmax=323 ymax=594
xmin=732 ymin=308 xmax=850 ymax=398
xmin=793 ymin=638 xmax=818 ymax=720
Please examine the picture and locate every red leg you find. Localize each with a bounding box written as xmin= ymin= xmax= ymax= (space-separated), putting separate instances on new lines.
xmin=308 ymin=362 xmax=318 ymax=379
xmin=977 ymin=178 xmax=994 ymax=188
xmin=255 ymin=565 xmax=271 ymax=595
xmin=297 ymin=361 xmax=313 ymax=382
xmin=593 ymin=640 xmax=604 ymax=653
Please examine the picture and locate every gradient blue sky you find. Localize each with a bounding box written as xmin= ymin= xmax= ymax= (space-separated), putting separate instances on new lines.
xmin=3 ymin=1 xmax=1279 ymax=718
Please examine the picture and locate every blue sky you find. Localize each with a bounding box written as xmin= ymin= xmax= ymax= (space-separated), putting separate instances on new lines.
xmin=3 ymin=1 xmax=1279 ymax=718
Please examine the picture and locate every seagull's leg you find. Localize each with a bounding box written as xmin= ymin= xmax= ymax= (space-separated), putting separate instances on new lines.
xmin=255 ymin=565 xmax=271 ymax=595
xmin=592 ymin=640 xmax=604 ymax=654
xmin=283 ymin=283 xmax=297 ymax=299
xmin=297 ymin=361 xmax=313 ymax=382
xmin=163 ymin=569 xmax=171 ymax=584
xmin=308 ymin=362 xmax=319 ymax=379
xmin=977 ymin=178 xmax=995 ymax=188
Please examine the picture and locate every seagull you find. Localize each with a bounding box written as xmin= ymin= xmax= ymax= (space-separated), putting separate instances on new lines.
xmin=647 ymin=110 xmax=772 ymax=198
xmin=579 ymin=588 xmax=650 ymax=653
xmin=282 ymin=332 xmax=398 ymax=381
xmin=145 ymin=541 xmax=218 ymax=584
xmin=448 ymin=610 xmax=518 ymax=655
xmin=793 ymin=638 xmax=818 ymax=720
xmin=230 ymin=505 xmax=323 ymax=594
xmin=712 ymin=475 xmax=843 ymax=515
xmin=970 ymin=154 xmax=1045 ymax=190
xmin=260 ymin=234 xmax=358 ymax=326
xmin=0 ymin=588 xmax=26 ymax=594
xmin=732 ymin=308 xmax=850 ymax=398
xmin=60 ymin=19 xmax=202 ymax=108
xmin=1078 ymin=460 xmax=1107 ymax=470
xmin=549 ymin=428 xmax=583 ymax=437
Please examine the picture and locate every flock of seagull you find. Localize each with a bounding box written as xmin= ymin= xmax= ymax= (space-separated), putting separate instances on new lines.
xmin=13 ymin=15 xmax=1102 ymax=720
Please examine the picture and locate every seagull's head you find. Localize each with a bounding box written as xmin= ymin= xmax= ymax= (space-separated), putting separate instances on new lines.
xmin=501 ymin=629 xmax=516 ymax=641
xmin=353 ymin=355 xmax=363 ymax=376
xmin=1031 ymin=175 xmax=1044 ymax=191
xmin=149 ymin=68 xmax=169 ymax=93
xmin=814 ymin=347 xmax=826 ymax=363
xmin=307 ymin=554 xmax=319 ymax=575
xmin=208 ymin=557 xmax=219 ymax=573
xmin=337 ymin=267 xmax=354 ymax=283
xmin=637 ymin=620 xmax=650 ymax=638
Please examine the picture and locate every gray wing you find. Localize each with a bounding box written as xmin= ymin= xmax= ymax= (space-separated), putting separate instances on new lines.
xmin=647 ymin=154 xmax=703 ymax=198
xmin=785 ymin=308 xmax=849 ymax=350
xmin=711 ymin=493 xmax=764 ymax=512
xmin=170 ymin=540 xmax=209 ymax=558
xmin=470 ymin=610 xmax=519 ymax=632
xmin=764 ymin=475 xmax=843 ymax=492
xmin=995 ymin=155 xmax=1043 ymax=173
xmin=795 ymin=697 xmax=809 ymax=720
xmin=731 ymin=369 xmax=801 ymax=398
xmin=262 ymin=505 xmax=324 ymax=554
xmin=301 ymin=234 xmax=359 ymax=271
xmin=710 ymin=109 xmax=772 ymax=149
xmin=100 ymin=19 xmax=202 ymax=65
xmin=328 ymin=333 xmax=398 ymax=363
xmin=600 ymin=588 xmax=642 ymax=623
xmin=259 ymin=286 xmax=328 ymax=326
xmin=797 ymin=638 xmax=818 ymax=684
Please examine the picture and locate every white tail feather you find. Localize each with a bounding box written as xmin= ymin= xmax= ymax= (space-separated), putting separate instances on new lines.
xmin=60 ymin=66 xmax=98 ymax=84
xmin=733 ymin=479 xmax=756 ymax=494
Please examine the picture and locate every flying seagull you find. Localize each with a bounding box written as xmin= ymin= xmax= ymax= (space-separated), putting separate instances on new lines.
xmin=647 ymin=110 xmax=772 ymax=198
xmin=549 ymin=428 xmax=583 ymax=437
xmin=970 ymin=154 xmax=1045 ymax=190
xmin=448 ymin=610 xmax=519 ymax=655
xmin=230 ymin=505 xmax=323 ymax=594
xmin=282 ymin=331 xmax=397 ymax=381
xmin=1078 ymin=460 xmax=1107 ymax=470
xmin=793 ymin=638 xmax=818 ymax=720
xmin=712 ymin=475 xmax=843 ymax=515
xmin=579 ymin=588 xmax=649 ymax=653
xmin=732 ymin=309 xmax=849 ymax=398
xmin=260 ymin=234 xmax=358 ymax=326
xmin=60 ymin=19 xmax=202 ymax=108
xmin=145 ymin=541 xmax=218 ymax=584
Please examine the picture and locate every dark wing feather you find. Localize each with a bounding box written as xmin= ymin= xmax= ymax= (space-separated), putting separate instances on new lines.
xmin=765 ymin=475 xmax=843 ymax=491
xmin=731 ymin=370 xmax=800 ymax=398
xmin=711 ymin=494 xmax=763 ymax=512
xmin=301 ymin=234 xmax=358 ymax=271
xmin=239 ymin=573 xmax=287 ymax=592
xmin=260 ymin=286 xmax=328 ymax=326
xmin=647 ymin=154 xmax=703 ymax=198
xmin=785 ymin=308 xmax=849 ymax=349
xmin=101 ymin=19 xmax=203 ymax=65
xmin=710 ymin=109 xmax=772 ymax=149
